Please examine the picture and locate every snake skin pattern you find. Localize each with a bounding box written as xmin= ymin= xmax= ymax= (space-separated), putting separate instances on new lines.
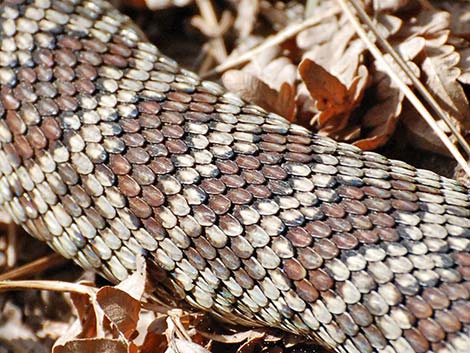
xmin=1 ymin=0 xmax=470 ymax=352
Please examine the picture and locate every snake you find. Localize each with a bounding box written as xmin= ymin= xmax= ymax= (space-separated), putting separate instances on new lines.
xmin=1 ymin=0 xmax=470 ymax=352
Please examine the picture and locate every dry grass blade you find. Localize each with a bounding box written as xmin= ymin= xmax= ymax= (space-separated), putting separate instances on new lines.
xmin=336 ymin=0 xmax=470 ymax=177
xmin=0 ymin=253 xmax=66 ymax=281
xmin=201 ymin=6 xmax=341 ymax=78
xmin=348 ymin=0 xmax=470 ymax=157
xmin=0 ymin=279 xmax=96 ymax=295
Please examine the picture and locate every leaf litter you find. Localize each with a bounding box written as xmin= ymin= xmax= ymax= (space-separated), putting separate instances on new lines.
xmin=3 ymin=0 xmax=470 ymax=353
xmin=217 ymin=0 xmax=470 ymax=159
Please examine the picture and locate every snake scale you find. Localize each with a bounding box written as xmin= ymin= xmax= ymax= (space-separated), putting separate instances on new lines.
xmin=1 ymin=0 xmax=470 ymax=352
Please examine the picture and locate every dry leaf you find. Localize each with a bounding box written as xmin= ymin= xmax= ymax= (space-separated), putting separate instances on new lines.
xmin=299 ymin=59 xmax=368 ymax=133
xmin=164 ymin=338 xmax=211 ymax=353
xmin=355 ymin=35 xmax=423 ymax=150
xmin=299 ymin=59 xmax=348 ymax=111
xmin=402 ymin=102 xmax=452 ymax=155
xmin=222 ymin=70 xmax=296 ymax=120
xmin=300 ymin=15 xmax=356 ymax=71
xmin=237 ymin=333 xmax=267 ymax=353
xmin=68 ymin=291 xmax=99 ymax=338
xmin=296 ymin=18 xmax=338 ymax=49
xmin=399 ymin=9 xmax=450 ymax=45
xmin=375 ymin=13 xmax=403 ymax=39
xmin=438 ymin=2 xmax=470 ymax=39
xmin=391 ymin=7 xmax=470 ymax=154
xmin=260 ymin=57 xmax=297 ymax=89
xmin=96 ymin=287 xmax=141 ymax=340
xmin=421 ymin=44 xmax=470 ymax=124
xmin=116 ymin=254 xmax=147 ymax=301
xmin=54 ymin=338 xmax=128 ymax=353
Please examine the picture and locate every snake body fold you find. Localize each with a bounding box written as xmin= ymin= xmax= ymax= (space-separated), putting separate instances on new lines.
xmin=1 ymin=1 xmax=470 ymax=352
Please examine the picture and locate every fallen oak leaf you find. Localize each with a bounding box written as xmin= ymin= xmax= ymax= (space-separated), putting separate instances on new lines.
xmin=53 ymin=338 xmax=128 ymax=353
xmin=357 ymin=38 xmax=423 ymax=150
xmin=0 ymin=278 xmax=109 ymax=350
xmin=138 ymin=309 xmax=205 ymax=353
xmin=439 ymin=1 xmax=470 ymax=39
xmin=298 ymin=14 xmax=356 ymax=70
xmin=299 ymin=58 xmax=348 ymax=111
xmin=399 ymin=9 xmax=450 ymax=44
xmin=296 ymin=17 xmax=338 ymax=50
xmin=96 ymin=286 xmax=141 ymax=340
xmin=53 ymin=265 xmax=147 ymax=348
xmin=68 ymin=291 xmax=100 ymax=339
xmin=164 ymin=338 xmax=212 ymax=353
xmin=222 ymin=70 xmax=296 ymax=120
xmin=137 ymin=314 xmax=170 ymax=353
xmin=300 ymin=12 xmax=400 ymax=86
xmin=236 ymin=332 xmax=268 ymax=353
xmin=96 ymin=256 xmax=149 ymax=341
xmin=231 ymin=44 xmax=281 ymax=78
xmin=116 ymin=253 xmax=148 ymax=301
xmin=278 ymin=82 xmax=297 ymax=122
xmin=421 ymin=44 xmax=470 ymax=125
xmin=389 ymin=6 xmax=470 ymax=154
xmin=53 ymin=259 xmax=152 ymax=351
xmin=53 ymin=284 xmax=110 ymax=350
xmin=299 ymin=58 xmax=368 ymax=132
xmin=327 ymin=124 xmax=361 ymax=143
xmin=165 ymin=315 xmax=210 ymax=353
xmin=355 ymin=85 xmax=402 ymax=150
xmin=403 ymin=101 xmax=456 ymax=156
xmin=257 ymin=56 xmax=297 ymax=89
xmin=353 ymin=117 xmax=397 ymax=150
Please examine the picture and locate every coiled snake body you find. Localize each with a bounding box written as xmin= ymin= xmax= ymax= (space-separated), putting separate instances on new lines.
xmin=1 ymin=1 xmax=470 ymax=352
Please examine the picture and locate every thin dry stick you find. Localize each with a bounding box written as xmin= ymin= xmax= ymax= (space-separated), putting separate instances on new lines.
xmin=201 ymin=5 xmax=340 ymax=78
xmin=5 ymin=223 xmax=16 ymax=268
xmin=0 ymin=279 xmax=96 ymax=295
xmin=353 ymin=0 xmax=470 ymax=157
xmin=336 ymin=0 xmax=470 ymax=176
xmin=0 ymin=253 xmax=67 ymax=281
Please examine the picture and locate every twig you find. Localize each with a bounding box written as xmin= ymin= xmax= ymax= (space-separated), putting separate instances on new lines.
xmin=0 ymin=279 xmax=96 ymax=295
xmin=337 ymin=0 xmax=470 ymax=176
xmin=201 ymin=5 xmax=340 ymax=78
xmin=351 ymin=0 xmax=470 ymax=157
xmin=6 ymin=223 xmax=16 ymax=268
xmin=0 ymin=253 xmax=67 ymax=281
